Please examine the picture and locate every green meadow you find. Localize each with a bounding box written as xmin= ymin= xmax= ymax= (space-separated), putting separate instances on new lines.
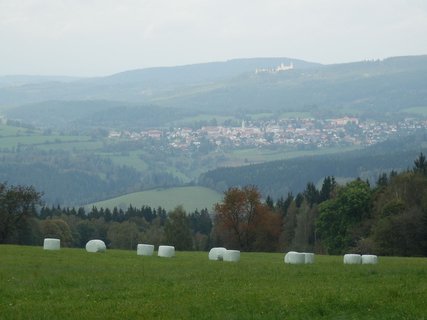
xmin=227 ymin=145 xmax=362 ymax=166
xmin=0 ymin=245 xmax=426 ymax=319
xmin=89 ymin=186 xmax=223 ymax=212
xmin=402 ymin=106 xmax=427 ymax=116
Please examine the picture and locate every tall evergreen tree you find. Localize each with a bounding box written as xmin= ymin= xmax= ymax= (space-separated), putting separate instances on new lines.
xmin=414 ymin=152 xmax=427 ymax=175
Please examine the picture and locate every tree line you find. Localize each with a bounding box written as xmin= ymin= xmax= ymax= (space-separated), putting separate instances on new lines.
xmin=1 ymin=154 xmax=427 ymax=256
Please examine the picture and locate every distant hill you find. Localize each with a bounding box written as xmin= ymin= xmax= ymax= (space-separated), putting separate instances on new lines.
xmin=2 ymin=55 xmax=426 ymax=127
xmin=100 ymin=57 xmax=319 ymax=87
xmin=0 ymin=57 xmax=319 ymax=106
xmin=154 ymin=55 xmax=427 ymax=116
xmin=0 ymin=75 xmax=81 ymax=88
xmin=4 ymin=100 xmax=183 ymax=130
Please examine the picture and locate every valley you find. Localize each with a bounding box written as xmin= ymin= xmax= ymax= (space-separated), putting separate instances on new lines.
xmin=1 ymin=56 xmax=426 ymax=209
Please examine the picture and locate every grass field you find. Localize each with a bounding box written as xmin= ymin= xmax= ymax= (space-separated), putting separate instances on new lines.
xmin=0 ymin=124 xmax=94 ymax=150
xmin=1 ymin=245 xmax=426 ymax=319
xmin=402 ymin=106 xmax=427 ymax=116
xmin=97 ymin=151 xmax=149 ymax=172
xmin=88 ymin=186 xmax=223 ymax=212
xmin=226 ymin=145 xmax=362 ymax=166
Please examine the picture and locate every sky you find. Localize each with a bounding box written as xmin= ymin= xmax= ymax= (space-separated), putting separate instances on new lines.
xmin=1 ymin=0 xmax=427 ymax=77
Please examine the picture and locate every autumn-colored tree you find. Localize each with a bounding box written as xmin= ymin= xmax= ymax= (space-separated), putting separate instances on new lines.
xmin=214 ymin=186 xmax=281 ymax=251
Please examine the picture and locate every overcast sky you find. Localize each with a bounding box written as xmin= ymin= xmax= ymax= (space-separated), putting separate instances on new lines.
xmin=1 ymin=0 xmax=427 ymax=77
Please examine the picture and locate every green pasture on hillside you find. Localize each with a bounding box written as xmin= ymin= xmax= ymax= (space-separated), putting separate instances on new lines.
xmin=0 ymin=126 xmax=93 ymax=150
xmin=0 ymin=124 xmax=30 ymax=137
xmin=168 ymin=114 xmax=236 ymax=127
xmin=402 ymin=106 xmax=427 ymax=116
xmin=97 ymin=151 xmax=149 ymax=172
xmin=227 ymin=145 xmax=362 ymax=166
xmin=279 ymin=111 xmax=312 ymax=119
xmin=88 ymin=186 xmax=223 ymax=212
xmin=0 ymin=245 xmax=426 ymax=319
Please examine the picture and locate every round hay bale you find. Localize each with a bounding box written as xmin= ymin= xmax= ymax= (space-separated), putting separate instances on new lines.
xmin=284 ymin=251 xmax=298 ymax=263
xmin=158 ymin=245 xmax=175 ymax=258
xmin=223 ymin=250 xmax=240 ymax=262
xmin=284 ymin=251 xmax=305 ymax=264
xmin=362 ymin=254 xmax=378 ymax=264
xmin=43 ymin=238 xmax=60 ymax=250
xmin=343 ymin=254 xmax=362 ymax=264
xmin=137 ymin=244 xmax=154 ymax=256
xmin=85 ymin=239 xmax=106 ymax=253
xmin=303 ymin=252 xmax=315 ymax=264
xmin=208 ymin=247 xmax=227 ymax=261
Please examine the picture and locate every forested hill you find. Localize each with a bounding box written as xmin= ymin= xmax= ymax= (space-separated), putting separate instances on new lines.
xmin=0 ymin=57 xmax=318 ymax=107
xmin=100 ymin=57 xmax=319 ymax=87
xmin=199 ymin=132 xmax=427 ymax=198
xmin=2 ymin=55 xmax=427 ymax=120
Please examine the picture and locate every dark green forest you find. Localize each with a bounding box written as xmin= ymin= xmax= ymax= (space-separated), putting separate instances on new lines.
xmin=199 ymin=132 xmax=427 ymax=198
xmin=2 ymin=154 xmax=426 ymax=257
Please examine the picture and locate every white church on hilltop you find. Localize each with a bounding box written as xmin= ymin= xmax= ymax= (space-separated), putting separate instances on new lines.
xmin=255 ymin=62 xmax=294 ymax=74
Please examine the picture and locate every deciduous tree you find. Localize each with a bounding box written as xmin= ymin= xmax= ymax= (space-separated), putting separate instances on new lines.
xmin=214 ymin=186 xmax=280 ymax=251
xmin=164 ymin=206 xmax=193 ymax=250
xmin=0 ymin=183 xmax=42 ymax=243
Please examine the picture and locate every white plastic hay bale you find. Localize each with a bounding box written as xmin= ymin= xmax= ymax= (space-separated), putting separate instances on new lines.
xmin=362 ymin=254 xmax=378 ymax=264
xmin=158 ymin=245 xmax=175 ymax=258
xmin=137 ymin=244 xmax=154 ymax=256
xmin=284 ymin=251 xmax=298 ymax=263
xmin=284 ymin=251 xmax=305 ymax=264
xmin=43 ymin=238 xmax=60 ymax=250
xmin=223 ymin=249 xmax=240 ymax=262
xmin=303 ymin=252 xmax=315 ymax=264
xmin=343 ymin=254 xmax=362 ymax=264
xmin=85 ymin=239 xmax=106 ymax=253
xmin=208 ymin=247 xmax=227 ymax=261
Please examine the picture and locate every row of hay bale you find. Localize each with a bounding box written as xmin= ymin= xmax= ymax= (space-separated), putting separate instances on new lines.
xmin=44 ymin=238 xmax=107 ymax=252
xmin=343 ymin=254 xmax=378 ymax=264
xmin=43 ymin=238 xmax=175 ymax=257
xmin=45 ymin=238 xmax=378 ymax=265
xmin=208 ymin=247 xmax=240 ymax=262
xmin=284 ymin=251 xmax=315 ymax=264
xmin=137 ymin=244 xmax=176 ymax=258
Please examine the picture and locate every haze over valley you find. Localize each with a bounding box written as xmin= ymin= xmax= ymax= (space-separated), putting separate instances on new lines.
xmin=1 ymin=0 xmax=427 ymax=210
xmin=1 ymin=55 xmax=427 ymax=208
xmin=3 ymin=3 xmax=427 ymax=318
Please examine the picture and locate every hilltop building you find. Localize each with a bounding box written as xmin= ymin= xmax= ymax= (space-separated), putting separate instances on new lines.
xmin=255 ymin=62 xmax=294 ymax=74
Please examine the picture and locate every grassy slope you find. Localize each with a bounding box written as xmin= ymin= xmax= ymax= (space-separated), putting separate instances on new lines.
xmin=1 ymin=245 xmax=426 ymax=319
xmin=402 ymin=106 xmax=427 ymax=116
xmin=226 ymin=145 xmax=362 ymax=166
xmin=88 ymin=186 xmax=223 ymax=212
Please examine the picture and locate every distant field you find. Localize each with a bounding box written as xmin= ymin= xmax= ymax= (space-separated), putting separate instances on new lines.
xmin=1 ymin=245 xmax=426 ymax=319
xmin=88 ymin=186 xmax=223 ymax=212
xmin=97 ymin=151 xmax=149 ymax=172
xmin=0 ymin=124 xmax=94 ymax=150
xmin=402 ymin=106 xmax=427 ymax=116
xmin=248 ymin=112 xmax=274 ymax=120
xmin=279 ymin=111 xmax=312 ymax=119
xmin=0 ymin=135 xmax=92 ymax=149
xmin=226 ymin=145 xmax=362 ymax=166
xmin=0 ymin=124 xmax=31 ymax=136
xmin=168 ymin=114 xmax=236 ymax=126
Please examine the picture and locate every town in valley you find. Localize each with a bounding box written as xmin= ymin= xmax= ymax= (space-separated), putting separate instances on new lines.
xmin=109 ymin=116 xmax=427 ymax=151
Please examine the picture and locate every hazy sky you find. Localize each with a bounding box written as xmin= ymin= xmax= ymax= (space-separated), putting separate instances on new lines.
xmin=1 ymin=0 xmax=427 ymax=76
